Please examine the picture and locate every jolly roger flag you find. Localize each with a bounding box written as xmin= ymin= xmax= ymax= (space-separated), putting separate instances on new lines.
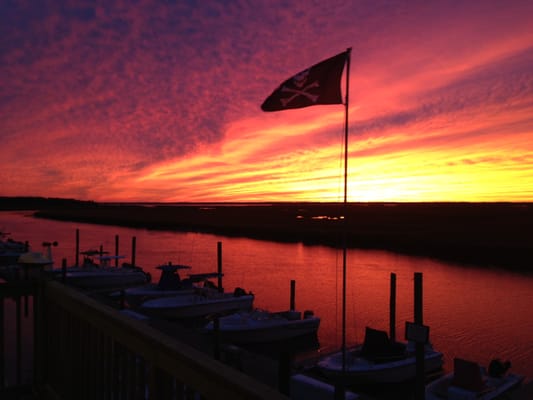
xmin=261 ymin=50 xmax=348 ymax=112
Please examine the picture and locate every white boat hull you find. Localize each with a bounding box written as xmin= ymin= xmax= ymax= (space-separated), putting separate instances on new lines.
xmin=205 ymin=310 xmax=320 ymax=343
xmin=140 ymin=293 xmax=254 ymax=319
xmin=54 ymin=267 xmax=148 ymax=290
xmin=317 ymin=345 xmax=444 ymax=384
xmin=426 ymin=373 xmax=524 ymax=400
xmin=123 ymin=284 xmax=195 ymax=307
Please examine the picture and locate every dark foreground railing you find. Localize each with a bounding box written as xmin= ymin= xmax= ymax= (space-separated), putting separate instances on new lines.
xmin=0 ymin=278 xmax=38 ymax=400
xmin=1 ymin=278 xmax=288 ymax=400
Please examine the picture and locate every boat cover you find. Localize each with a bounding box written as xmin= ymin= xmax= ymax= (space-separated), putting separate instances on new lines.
xmin=360 ymin=327 xmax=406 ymax=362
xmin=451 ymin=358 xmax=486 ymax=392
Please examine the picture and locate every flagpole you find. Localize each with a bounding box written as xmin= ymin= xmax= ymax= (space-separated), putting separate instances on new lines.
xmin=342 ymin=47 xmax=352 ymax=377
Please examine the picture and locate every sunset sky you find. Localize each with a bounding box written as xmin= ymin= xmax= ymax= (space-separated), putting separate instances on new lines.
xmin=1 ymin=1 xmax=532 ymax=203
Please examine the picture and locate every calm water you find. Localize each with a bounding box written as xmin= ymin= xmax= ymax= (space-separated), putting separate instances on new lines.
xmin=2 ymin=210 xmax=532 ymax=379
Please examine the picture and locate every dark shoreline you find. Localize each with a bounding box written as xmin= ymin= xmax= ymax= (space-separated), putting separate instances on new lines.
xmin=1 ymin=197 xmax=529 ymax=273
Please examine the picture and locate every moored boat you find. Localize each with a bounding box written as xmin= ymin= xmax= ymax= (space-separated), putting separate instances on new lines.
xmin=51 ymin=252 xmax=149 ymax=290
xmin=204 ymin=308 xmax=320 ymax=343
xmin=425 ymin=357 xmax=524 ymax=400
xmin=317 ymin=326 xmax=444 ymax=384
xmin=121 ymin=263 xmax=224 ymax=307
xmin=139 ymin=286 xmax=254 ymax=319
xmin=0 ymin=233 xmax=29 ymax=266
xmin=0 ymin=251 xmax=53 ymax=281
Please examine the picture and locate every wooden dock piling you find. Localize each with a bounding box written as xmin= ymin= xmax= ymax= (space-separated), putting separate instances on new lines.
xmin=390 ymin=272 xmax=396 ymax=341
xmin=115 ymin=235 xmax=119 ymax=267
xmin=290 ymin=280 xmax=296 ymax=311
xmin=75 ymin=228 xmax=79 ymax=267
xmin=131 ymin=236 xmax=136 ymax=267
xmin=217 ymin=241 xmax=223 ymax=292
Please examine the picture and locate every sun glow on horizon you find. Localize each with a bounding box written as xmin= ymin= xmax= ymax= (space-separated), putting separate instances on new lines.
xmin=1 ymin=1 xmax=533 ymax=203
xmin=100 ymin=104 xmax=533 ymax=203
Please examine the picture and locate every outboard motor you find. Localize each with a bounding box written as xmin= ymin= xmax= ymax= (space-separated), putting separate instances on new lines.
xmin=488 ymin=359 xmax=511 ymax=378
xmin=144 ymin=272 xmax=152 ymax=283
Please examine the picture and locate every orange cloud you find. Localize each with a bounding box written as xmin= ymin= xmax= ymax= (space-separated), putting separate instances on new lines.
xmin=1 ymin=1 xmax=532 ymax=202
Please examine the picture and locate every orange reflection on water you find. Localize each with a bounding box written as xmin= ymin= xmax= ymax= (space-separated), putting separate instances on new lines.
xmin=2 ymin=210 xmax=533 ymax=377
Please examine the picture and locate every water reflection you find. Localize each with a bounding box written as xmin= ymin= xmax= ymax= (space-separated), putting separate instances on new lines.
xmin=1 ymin=210 xmax=532 ymax=378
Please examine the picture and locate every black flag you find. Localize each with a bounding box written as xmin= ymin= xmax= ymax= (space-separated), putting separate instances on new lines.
xmin=261 ymin=51 xmax=348 ymax=112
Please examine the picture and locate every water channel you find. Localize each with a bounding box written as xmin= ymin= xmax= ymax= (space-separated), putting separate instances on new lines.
xmin=1 ymin=210 xmax=532 ymax=379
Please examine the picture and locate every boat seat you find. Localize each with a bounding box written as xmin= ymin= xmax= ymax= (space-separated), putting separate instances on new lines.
xmin=451 ymin=358 xmax=487 ymax=392
xmin=158 ymin=271 xmax=182 ymax=290
xmin=360 ymin=326 xmax=406 ymax=362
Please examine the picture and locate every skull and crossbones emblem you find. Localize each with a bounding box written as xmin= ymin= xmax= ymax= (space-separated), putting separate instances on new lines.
xmin=280 ymin=69 xmax=320 ymax=107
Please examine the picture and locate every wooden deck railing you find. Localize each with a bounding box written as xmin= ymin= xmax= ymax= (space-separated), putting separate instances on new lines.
xmin=0 ymin=278 xmax=39 ymax=399
xmin=2 ymin=278 xmax=289 ymax=400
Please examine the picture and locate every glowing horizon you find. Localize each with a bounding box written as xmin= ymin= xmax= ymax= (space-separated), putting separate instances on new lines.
xmin=1 ymin=1 xmax=532 ymax=203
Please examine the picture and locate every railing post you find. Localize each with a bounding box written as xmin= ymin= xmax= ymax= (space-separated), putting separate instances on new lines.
xmin=0 ymin=294 xmax=4 ymax=391
xmin=414 ymin=272 xmax=425 ymax=400
xmin=34 ymin=280 xmax=44 ymax=393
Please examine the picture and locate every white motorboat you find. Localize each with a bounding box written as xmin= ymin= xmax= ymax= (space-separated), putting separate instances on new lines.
xmin=204 ymin=308 xmax=320 ymax=343
xmin=0 ymin=250 xmax=53 ymax=280
xmin=317 ymin=326 xmax=443 ymax=384
xmin=52 ymin=252 xmax=149 ymax=290
xmin=121 ymin=263 xmax=223 ymax=307
xmin=0 ymin=233 xmax=29 ymax=266
xmin=139 ymin=286 xmax=254 ymax=319
xmin=425 ymin=357 xmax=524 ymax=400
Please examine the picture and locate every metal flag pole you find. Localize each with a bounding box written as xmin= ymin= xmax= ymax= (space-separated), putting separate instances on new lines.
xmin=342 ymin=46 xmax=352 ymax=378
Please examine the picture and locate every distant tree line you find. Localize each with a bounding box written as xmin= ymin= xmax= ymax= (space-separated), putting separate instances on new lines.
xmin=0 ymin=196 xmax=95 ymax=210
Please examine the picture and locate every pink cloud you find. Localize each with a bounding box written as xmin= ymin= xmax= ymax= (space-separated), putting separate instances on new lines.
xmin=1 ymin=0 xmax=533 ymax=201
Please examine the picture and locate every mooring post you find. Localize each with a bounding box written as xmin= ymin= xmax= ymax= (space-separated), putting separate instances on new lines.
xmin=414 ymin=272 xmax=425 ymax=400
xmin=415 ymin=272 xmax=423 ymax=324
xmin=115 ymin=235 xmax=119 ymax=267
xmin=290 ymin=280 xmax=296 ymax=311
xmin=75 ymin=228 xmax=79 ymax=267
xmin=131 ymin=236 xmax=136 ymax=268
xmin=217 ymin=241 xmax=223 ymax=292
xmin=390 ymin=272 xmax=397 ymax=341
